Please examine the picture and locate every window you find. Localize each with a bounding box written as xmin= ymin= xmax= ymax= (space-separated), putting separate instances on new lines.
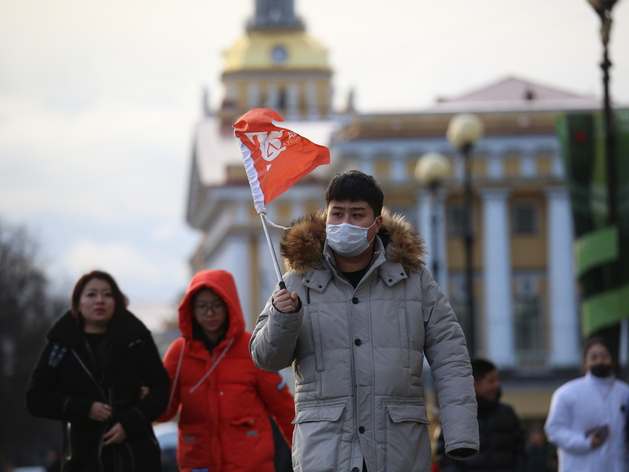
xmin=513 ymin=275 xmax=544 ymax=357
xmin=512 ymin=203 xmax=538 ymax=235
xmin=514 ymin=296 xmax=543 ymax=354
xmin=447 ymin=204 xmax=469 ymax=237
xmin=277 ymin=89 xmax=286 ymax=110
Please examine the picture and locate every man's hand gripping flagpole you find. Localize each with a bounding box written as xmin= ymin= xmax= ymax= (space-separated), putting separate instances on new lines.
xmin=233 ymin=108 xmax=330 ymax=290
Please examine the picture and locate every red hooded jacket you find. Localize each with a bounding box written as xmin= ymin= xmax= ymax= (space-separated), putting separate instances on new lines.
xmin=159 ymin=270 xmax=295 ymax=472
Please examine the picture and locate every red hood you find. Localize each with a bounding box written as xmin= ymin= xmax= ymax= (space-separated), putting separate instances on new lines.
xmin=178 ymin=270 xmax=245 ymax=342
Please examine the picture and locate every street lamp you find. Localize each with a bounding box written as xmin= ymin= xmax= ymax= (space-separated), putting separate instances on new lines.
xmin=587 ymin=0 xmax=619 ymax=228
xmin=414 ymin=152 xmax=451 ymax=283
xmin=446 ymin=113 xmax=484 ymax=357
xmin=585 ymin=0 xmax=621 ymax=356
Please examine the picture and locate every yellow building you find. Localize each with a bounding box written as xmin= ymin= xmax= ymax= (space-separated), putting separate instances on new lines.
xmin=186 ymin=0 xmax=604 ymax=424
xmin=217 ymin=0 xmax=332 ymax=125
xmin=329 ymin=78 xmax=601 ymax=421
xmin=186 ymin=0 xmax=342 ymax=335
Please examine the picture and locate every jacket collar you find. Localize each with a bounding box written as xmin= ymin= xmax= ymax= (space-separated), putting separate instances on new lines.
xmin=299 ymin=233 xmax=411 ymax=292
xmin=281 ymin=209 xmax=426 ymax=278
xmin=47 ymin=310 xmax=150 ymax=348
xmin=585 ymin=371 xmax=616 ymax=385
xmin=47 ymin=311 xmax=83 ymax=347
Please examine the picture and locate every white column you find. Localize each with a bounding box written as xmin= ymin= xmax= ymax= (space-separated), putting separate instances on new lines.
xmin=435 ymin=189 xmax=449 ymax=295
xmin=266 ymin=84 xmax=279 ymax=110
xmin=488 ymin=149 xmax=504 ymax=180
xmin=209 ymin=234 xmax=253 ymax=330
xmin=287 ymin=84 xmax=299 ymax=119
xmin=415 ymin=189 xmax=448 ymax=293
xmin=520 ymin=149 xmax=536 ymax=178
xmin=391 ymin=152 xmax=406 ymax=183
xmin=416 ymin=189 xmax=433 ymax=271
xmin=546 ymin=187 xmax=579 ymax=366
xmin=481 ymin=188 xmax=516 ymax=367
xmin=306 ymin=82 xmax=319 ymax=120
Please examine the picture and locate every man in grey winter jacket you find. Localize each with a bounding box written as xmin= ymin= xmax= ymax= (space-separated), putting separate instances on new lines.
xmin=250 ymin=170 xmax=479 ymax=472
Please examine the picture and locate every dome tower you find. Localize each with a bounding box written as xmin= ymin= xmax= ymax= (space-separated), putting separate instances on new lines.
xmin=219 ymin=0 xmax=333 ymax=123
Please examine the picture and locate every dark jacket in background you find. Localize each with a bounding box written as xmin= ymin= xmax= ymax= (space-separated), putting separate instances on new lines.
xmin=438 ymin=397 xmax=527 ymax=472
xmin=26 ymin=310 xmax=171 ymax=472
xmin=526 ymin=440 xmax=554 ymax=472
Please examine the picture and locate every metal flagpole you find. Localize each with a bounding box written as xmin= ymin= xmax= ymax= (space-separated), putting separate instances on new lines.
xmin=260 ymin=213 xmax=287 ymax=290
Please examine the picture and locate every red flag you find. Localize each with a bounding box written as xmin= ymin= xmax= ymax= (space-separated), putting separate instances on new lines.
xmin=234 ymin=108 xmax=330 ymax=213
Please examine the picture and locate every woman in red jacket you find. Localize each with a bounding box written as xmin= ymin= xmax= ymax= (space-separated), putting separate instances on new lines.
xmin=159 ymin=269 xmax=295 ymax=472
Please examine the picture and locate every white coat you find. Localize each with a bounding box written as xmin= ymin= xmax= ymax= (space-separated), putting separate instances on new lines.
xmin=545 ymin=372 xmax=629 ymax=472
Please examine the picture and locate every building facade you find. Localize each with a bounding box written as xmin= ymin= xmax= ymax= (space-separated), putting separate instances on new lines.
xmin=186 ymin=0 xmax=607 ymax=421
xmin=186 ymin=0 xmax=343 ymax=336
xmin=331 ymin=77 xmax=601 ymax=372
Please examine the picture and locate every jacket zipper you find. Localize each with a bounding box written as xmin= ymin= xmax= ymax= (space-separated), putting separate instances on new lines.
xmin=339 ymin=277 xmax=360 ymax=462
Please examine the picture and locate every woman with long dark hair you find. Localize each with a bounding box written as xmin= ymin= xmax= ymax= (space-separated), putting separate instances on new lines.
xmin=27 ymin=270 xmax=171 ymax=471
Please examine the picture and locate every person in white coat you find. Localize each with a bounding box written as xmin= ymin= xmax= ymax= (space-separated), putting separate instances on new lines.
xmin=545 ymin=337 xmax=629 ymax=472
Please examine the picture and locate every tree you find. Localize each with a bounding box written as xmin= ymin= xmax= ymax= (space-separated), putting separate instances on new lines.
xmin=0 ymin=219 xmax=67 ymax=468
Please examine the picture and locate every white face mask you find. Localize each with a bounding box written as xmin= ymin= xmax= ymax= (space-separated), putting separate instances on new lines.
xmin=326 ymin=220 xmax=377 ymax=257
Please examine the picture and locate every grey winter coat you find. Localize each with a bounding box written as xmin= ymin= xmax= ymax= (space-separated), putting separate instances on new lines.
xmin=250 ymin=211 xmax=479 ymax=472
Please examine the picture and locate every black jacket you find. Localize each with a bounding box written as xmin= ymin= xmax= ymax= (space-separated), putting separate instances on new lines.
xmin=27 ymin=310 xmax=171 ymax=472
xmin=438 ymin=397 xmax=527 ymax=472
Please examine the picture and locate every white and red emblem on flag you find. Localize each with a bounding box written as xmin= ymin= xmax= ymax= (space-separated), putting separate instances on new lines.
xmin=234 ymin=108 xmax=330 ymax=213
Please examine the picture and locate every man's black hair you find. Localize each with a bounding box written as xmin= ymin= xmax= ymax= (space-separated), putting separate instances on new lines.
xmin=325 ymin=170 xmax=384 ymax=217
xmin=471 ymin=358 xmax=497 ymax=381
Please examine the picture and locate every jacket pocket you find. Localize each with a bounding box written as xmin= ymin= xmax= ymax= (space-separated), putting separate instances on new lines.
xmin=292 ymin=405 xmax=345 ymax=472
xmin=384 ymin=403 xmax=431 ymax=472
xmin=178 ymin=424 xmax=210 ymax=466
xmin=229 ymin=416 xmax=268 ymax=439
xmin=227 ymin=416 xmax=274 ymax=469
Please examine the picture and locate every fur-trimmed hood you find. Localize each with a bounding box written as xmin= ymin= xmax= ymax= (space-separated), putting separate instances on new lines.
xmin=280 ymin=209 xmax=426 ymax=276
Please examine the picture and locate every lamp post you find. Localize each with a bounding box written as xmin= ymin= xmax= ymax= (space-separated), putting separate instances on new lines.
xmin=415 ymin=153 xmax=451 ymax=283
xmin=586 ymin=0 xmax=621 ymax=357
xmin=446 ymin=114 xmax=485 ymax=357
xmin=587 ymin=0 xmax=619 ymax=228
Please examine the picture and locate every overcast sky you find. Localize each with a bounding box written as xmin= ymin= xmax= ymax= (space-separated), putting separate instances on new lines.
xmin=1 ymin=0 xmax=628 ymax=316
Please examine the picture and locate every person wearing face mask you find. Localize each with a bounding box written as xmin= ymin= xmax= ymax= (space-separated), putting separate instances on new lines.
xmin=250 ymin=170 xmax=479 ymax=472
xmin=436 ymin=359 xmax=527 ymax=472
xmin=545 ymin=338 xmax=629 ymax=472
